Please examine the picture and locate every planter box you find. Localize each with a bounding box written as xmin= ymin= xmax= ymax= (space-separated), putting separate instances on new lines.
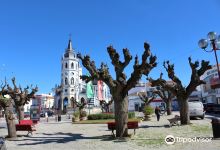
xmin=72 ymin=117 xmax=80 ymax=122
xmin=80 ymin=117 xmax=87 ymax=121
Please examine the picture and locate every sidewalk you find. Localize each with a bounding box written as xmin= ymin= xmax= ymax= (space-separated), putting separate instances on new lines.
xmin=0 ymin=113 xmax=219 ymax=150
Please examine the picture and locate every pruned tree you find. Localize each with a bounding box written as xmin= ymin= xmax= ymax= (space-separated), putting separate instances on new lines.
xmin=7 ymin=77 xmax=38 ymax=121
xmin=54 ymin=85 xmax=62 ymax=118
xmin=148 ymin=57 xmax=211 ymax=124
xmin=152 ymin=85 xmax=174 ymax=115
xmin=137 ymin=92 xmax=155 ymax=106
xmin=0 ymin=80 xmax=17 ymax=138
xmin=71 ymin=97 xmax=87 ymax=117
xmin=78 ymin=42 xmax=157 ymax=137
xmin=100 ymin=98 xmax=113 ymax=113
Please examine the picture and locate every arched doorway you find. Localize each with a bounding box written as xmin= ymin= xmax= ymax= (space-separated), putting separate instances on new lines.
xmin=63 ymin=97 xmax=68 ymax=113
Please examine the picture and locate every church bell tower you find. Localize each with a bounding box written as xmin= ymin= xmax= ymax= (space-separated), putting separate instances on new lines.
xmin=61 ymin=38 xmax=82 ymax=111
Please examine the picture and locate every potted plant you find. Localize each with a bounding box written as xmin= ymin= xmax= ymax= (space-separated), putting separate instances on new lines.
xmin=72 ymin=111 xmax=80 ymax=122
xmin=80 ymin=110 xmax=87 ymax=121
xmin=143 ymin=105 xmax=154 ymax=121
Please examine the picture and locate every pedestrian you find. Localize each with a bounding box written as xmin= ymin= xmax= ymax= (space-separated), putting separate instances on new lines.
xmin=155 ymin=106 xmax=161 ymax=121
xmin=45 ymin=112 xmax=48 ymax=122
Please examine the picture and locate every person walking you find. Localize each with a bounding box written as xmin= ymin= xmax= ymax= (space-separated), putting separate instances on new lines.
xmin=155 ymin=106 xmax=161 ymax=121
xmin=45 ymin=112 xmax=48 ymax=122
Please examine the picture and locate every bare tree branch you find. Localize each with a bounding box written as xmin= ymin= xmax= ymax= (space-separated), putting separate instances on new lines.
xmin=71 ymin=97 xmax=87 ymax=111
xmin=77 ymin=54 xmax=116 ymax=88
xmin=148 ymin=73 xmax=178 ymax=96
xmin=163 ymin=61 xmax=182 ymax=86
xmin=107 ymin=46 xmax=132 ymax=74
xmin=186 ymin=57 xmax=211 ymax=97
xmin=0 ymin=80 xmax=11 ymax=108
xmin=138 ymin=92 xmax=155 ymax=106
xmin=198 ymin=60 xmax=212 ymax=76
xmin=125 ymin=42 xmax=157 ymax=92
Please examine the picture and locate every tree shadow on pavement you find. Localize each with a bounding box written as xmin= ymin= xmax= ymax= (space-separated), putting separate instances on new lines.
xmin=11 ymin=132 xmax=114 ymax=146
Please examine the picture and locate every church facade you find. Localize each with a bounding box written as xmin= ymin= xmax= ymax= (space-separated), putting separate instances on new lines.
xmin=59 ymin=38 xmax=111 ymax=111
xmin=60 ymin=38 xmax=85 ymax=110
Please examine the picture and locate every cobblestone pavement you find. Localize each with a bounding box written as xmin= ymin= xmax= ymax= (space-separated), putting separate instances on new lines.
xmin=0 ymin=112 xmax=220 ymax=150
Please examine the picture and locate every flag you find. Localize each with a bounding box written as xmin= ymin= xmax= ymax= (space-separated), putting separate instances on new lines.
xmin=86 ymin=81 xmax=94 ymax=98
xmin=86 ymin=73 xmax=94 ymax=99
xmin=98 ymin=80 xmax=103 ymax=100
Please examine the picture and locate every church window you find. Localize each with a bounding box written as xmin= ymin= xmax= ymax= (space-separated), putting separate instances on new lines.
xmin=65 ymin=77 xmax=68 ymax=85
xmin=71 ymin=77 xmax=74 ymax=85
xmin=65 ymin=63 xmax=68 ymax=68
xmin=65 ymin=89 xmax=68 ymax=92
xmin=71 ymin=62 xmax=74 ymax=69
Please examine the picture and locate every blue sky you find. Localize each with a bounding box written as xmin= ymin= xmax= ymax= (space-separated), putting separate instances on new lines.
xmin=0 ymin=0 xmax=220 ymax=94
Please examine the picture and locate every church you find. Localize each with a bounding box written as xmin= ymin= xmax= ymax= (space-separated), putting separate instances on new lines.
xmin=59 ymin=38 xmax=111 ymax=111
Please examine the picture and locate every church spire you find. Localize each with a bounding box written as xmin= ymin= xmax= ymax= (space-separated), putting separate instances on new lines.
xmin=67 ymin=39 xmax=72 ymax=50
xmin=67 ymin=34 xmax=73 ymax=50
xmin=64 ymin=35 xmax=75 ymax=58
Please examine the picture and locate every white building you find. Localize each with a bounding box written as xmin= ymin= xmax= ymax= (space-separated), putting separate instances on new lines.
xmin=200 ymin=65 xmax=220 ymax=104
xmin=31 ymin=93 xmax=54 ymax=111
xmin=60 ymin=38 xmax=84 ymax=110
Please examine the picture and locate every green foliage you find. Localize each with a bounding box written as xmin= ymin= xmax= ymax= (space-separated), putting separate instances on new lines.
xmin=143 ymin=105 xmax=154 ymax=115
xmin=73 ymin=111 xmax=80 ymax=118
xmin=0 ymin=95 xmax=9 ymax=108
xmin=87 ymin=112 xmax=135 ymax=120
xmin=128 ymin=112 xmax=135 ymax=119
xmin=88 ymin=113 xmax=115 ymax=120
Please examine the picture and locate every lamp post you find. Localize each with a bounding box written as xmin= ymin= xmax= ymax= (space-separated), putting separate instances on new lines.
xmin=198 ymin=31 xmax=220 ymax=80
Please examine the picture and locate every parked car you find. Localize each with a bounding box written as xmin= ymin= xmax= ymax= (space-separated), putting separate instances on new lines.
xmin=205 ymin=103 xmax=215 ymax=112
xmin=47 ymin=111 xmax=54 ymax=117
xmin=205 ymin=103 xmax=220 ymax=113
xmin=40 ymin=111 xmax=54 ymax=117
xmin=40 ymin=112 xmax=45 ymax=117
xmin=189 ymin=101 xmax=205 ymax=119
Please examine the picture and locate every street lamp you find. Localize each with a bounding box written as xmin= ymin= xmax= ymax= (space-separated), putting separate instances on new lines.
xmin=198 ymin=31 xmax=220 ymax=80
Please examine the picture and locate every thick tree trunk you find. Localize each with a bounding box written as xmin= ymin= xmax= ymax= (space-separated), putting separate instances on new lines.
xmin=178 ymin=99 xmax=190 ymax=125
xmin=106 ymin=106 xmax=110 ymax=113
xmin=5 ymin=104 xmax=16 ymax=138
xmin=16 ymin=105 xmax=24 ymax=121
xmin=166 ymin=100 xmax=172 ymax=115
xmin=114 ymin=96 xmax=129 ymax=137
